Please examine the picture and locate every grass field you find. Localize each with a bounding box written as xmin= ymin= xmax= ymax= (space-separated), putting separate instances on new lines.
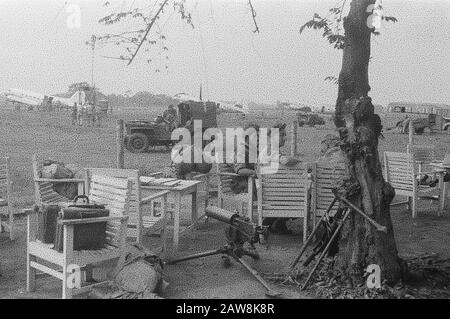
xmin=1 ymin=105 xmax=450 ymax=299
xmin=1 ymin=105 xmax=449 ymax=212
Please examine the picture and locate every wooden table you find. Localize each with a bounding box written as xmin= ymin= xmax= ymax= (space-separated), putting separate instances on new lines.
xmin=140 ymin=176 xmax=203 ymax=252
xmin=430 ymin=162 xmax=450 ymax=216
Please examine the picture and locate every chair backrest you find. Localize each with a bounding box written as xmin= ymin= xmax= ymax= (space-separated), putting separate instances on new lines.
xmin=216 ymin=163 xmax=236 ymax=195
xmin=0 ymin=157 xmax=11 ymax=201
xmin=32 ymin=154 xmax=63 ymax=204
xmin=85 ymin=168 xmax=141 ymax=242
xmin=88 ymin=174 xmax=131 ymax=247
xmin=311 ymin=161 xmax=347 ymax=218
xmin=257 ymin=163 xmax=309 ymax=219
xmin=384 ymin=151 xmax=415 ymax=194
xmin=407 ymin=144 xmax=436 ymax=164
xmin=31 ymin=154 xmax=85 ymax=205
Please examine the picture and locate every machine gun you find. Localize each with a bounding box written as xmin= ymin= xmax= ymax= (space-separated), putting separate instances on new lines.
xmin=166 ymin=206 xmax=281 ymax=297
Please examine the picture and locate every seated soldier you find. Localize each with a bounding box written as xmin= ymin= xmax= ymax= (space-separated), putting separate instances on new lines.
xmin=162 ymin=105 xmax=178 ymax=131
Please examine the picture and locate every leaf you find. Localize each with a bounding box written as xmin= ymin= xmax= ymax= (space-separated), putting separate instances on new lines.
xmin=324 ymin=76 xmax=339 ymax=85
xmin=382 ymin=16 xmax=398 ymax=23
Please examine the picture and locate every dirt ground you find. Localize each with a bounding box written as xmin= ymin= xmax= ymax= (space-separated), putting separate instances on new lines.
xmin=0 ymin=107 xmax=449 ymax=299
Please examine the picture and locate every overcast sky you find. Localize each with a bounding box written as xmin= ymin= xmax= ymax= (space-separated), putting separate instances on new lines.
xmin=0 ymin=0 xmax=448 ymax=106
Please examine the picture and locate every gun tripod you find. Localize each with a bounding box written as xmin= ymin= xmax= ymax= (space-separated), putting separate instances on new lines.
xmin=289 ymin=194 xmax=387 ymax=290
xmin=166 ymin=225 xmax=281 ymax=298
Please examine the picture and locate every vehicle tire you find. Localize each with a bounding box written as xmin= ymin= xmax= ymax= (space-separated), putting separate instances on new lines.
xmin=127 ymin=133 xmax=149 ymax=153
xmin=124 ymin=136 xmax=132 ymax=152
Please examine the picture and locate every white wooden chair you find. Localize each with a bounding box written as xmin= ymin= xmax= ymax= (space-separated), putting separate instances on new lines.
xmin=256 ymin=163 xmax=309 ymax=242
xmin=26 ymin=175 xmax=130 ymax=299
xmin=0 ymin=157 xmax=15 ymax=240
xmin=32 ymin=154 xmax=85 ymax=205
xmin=384 ymin=151 xmax=441 ymax=218
xmin=311 ymin=161 xmax=347 ymax=228
xmin=85 ymin=168 xmax=169 ymax=243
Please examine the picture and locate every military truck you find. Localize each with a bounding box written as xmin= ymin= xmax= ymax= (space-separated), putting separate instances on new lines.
xmin=124 ymin=101 xmax=218 ymax=153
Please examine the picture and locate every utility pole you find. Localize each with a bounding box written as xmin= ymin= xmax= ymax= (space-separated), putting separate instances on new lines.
xmin=90 ymin=35 xmax=96 ymax=105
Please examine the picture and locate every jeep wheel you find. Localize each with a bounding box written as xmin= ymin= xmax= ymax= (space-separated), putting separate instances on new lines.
xmin=124 ymin=136 xmax=131 ymax=152
xmin=127 ymin=133 xmax=149 ymax=153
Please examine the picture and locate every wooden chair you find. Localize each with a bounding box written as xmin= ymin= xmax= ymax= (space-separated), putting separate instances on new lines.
xmin=311 ymin=161 xmax=347 ymax=227
xmin=32 ymin=154 xmax=85 ymax=205
xmin=85 ymin=168 xmax=169 ymax=244
xmin=0 ymin=157 xmax=15 ymax=240
xmin=384 ymin=151 xmax=441 ymax=218
xmin=256 ymin=163 xmax=309 ymax=242
xmin=27 ymin=174 xmax=131 ymax=299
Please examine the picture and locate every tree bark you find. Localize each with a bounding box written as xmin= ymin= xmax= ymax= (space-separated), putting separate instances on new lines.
xmin=333 ymin=0 xmax=404 ymax=285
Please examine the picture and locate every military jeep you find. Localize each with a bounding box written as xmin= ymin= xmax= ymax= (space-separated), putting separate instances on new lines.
xmin=124 ymin=101 xmax=218 ymax=153
xmin=297 ymin=112 xmax=326 ymax=127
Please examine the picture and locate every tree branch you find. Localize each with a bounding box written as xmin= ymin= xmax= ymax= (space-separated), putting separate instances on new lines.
xmin=248 ymin=0 xmax=259 ymax=33
xmin=127 ymin=0 xmax=170 ymax=66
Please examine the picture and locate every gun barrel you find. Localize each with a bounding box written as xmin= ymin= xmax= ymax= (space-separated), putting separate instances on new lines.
xmin=205 ymin=206 xmax=239 ymax=225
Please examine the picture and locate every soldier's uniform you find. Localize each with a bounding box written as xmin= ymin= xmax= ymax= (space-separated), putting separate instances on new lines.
xmin=71 ymin=104 xmax=78 ymax=125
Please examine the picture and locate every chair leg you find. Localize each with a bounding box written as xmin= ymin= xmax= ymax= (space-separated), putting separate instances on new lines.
xmin=303 ymin=213 xmax=308 ymax=243
xmin=62 ymin=266 xmax=73 ymax=299
xmin=8 ymin=210 xmax=14 ymax=241
xmin=407 ymin=197 xmax=412 ymax=212
xmin=26 ymin=254 xmax=36 ymax=292
xmin=411 ymin=196 xmax=417 ymax=218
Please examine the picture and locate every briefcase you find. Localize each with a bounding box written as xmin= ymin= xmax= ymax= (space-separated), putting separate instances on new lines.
xmin=54 ymin=196 xmax=109 ymax=252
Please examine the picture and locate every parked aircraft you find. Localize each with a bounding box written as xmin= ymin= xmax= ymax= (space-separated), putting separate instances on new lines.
xmin=4 ymin=88 xmax=86 ymax=109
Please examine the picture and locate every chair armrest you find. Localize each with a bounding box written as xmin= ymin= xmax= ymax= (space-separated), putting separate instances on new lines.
xmin=415 ymin=171 xmax=437 ymax=177
xmin=191 ymin=173 xmax=211 ymax=180
xmin=217 ymin=172 xmax=240 ymax=177
xmin=58 ymin=215 xmax=128 ymax=226
xmin=23 ymin=206 xmax=39 ymax=215
xmin=147 ymin=172 xmax=163 ymax=177
xmin=140 ymin=190 xmax=170 ymax=204
xmin=35 ymin=178 xmax=85 ymax=183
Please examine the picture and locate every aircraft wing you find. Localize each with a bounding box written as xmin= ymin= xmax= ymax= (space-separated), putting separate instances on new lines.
xmin=5 ymin=88 xmax=83 ymax=108
xmin=5 ymin=90 xmax=42 ymax=106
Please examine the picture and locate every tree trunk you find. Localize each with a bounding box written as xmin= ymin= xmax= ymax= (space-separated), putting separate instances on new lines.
xmin=333 ymin=0 xmax=404 ymax=285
